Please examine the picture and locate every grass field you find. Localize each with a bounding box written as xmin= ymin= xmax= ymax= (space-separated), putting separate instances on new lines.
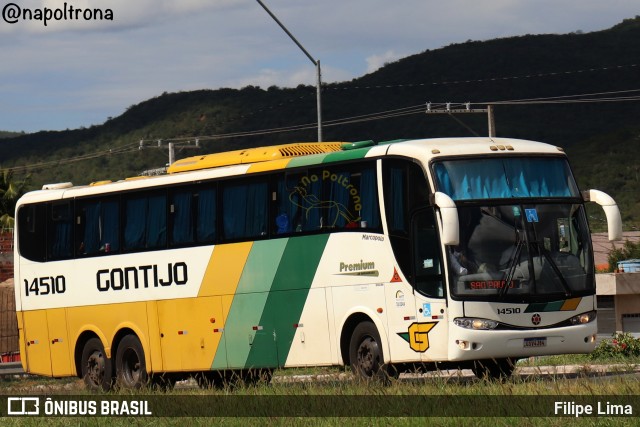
xmin=1 ymin=355 xmax=639 ymax=426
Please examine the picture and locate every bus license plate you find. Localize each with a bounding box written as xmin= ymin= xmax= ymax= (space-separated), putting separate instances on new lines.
xmin=524 ymin=337 xmax=547 ymax=348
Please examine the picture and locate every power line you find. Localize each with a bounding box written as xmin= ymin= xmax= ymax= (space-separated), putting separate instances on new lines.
xmin=326 ymin=63 xmax=640 ymax=92
xmin=6 ymin=88 xmax=640 ymax=175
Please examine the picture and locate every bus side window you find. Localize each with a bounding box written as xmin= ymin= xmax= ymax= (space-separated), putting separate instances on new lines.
xmin=123 ymin=192 xmax=167 ymax=251
xmin=383 ymin=159 xmax=430 ymax=284
xmin=412 ymin=210 xmax=444 ymax=298
xmin=76 ymin=199 xmax=120 ymax=256
xmin=170 ymin=186 xmax=217 ymax=246
xmin=18 ymin=204 xmax=46 ymax=262
xmin=48 ymin=202 xmax=74 ymax=260
xmin=222 ymin=179 xmax=268 ymax=241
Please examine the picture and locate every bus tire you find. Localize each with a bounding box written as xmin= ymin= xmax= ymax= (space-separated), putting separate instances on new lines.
xmin=115 ymin=334 xmax=148 ymax=389
xmin=472 ymin=358 xmax=517 ymax=381
xmin=349 ymin=321 xmax=392 ymax=383
xmin=81 ymin=337 xmax=113 ymax=391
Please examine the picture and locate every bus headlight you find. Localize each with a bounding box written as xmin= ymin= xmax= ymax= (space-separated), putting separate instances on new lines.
xmin=454 ymin=317 xmax=499 ymax=330
xmin=569 ymin=311 xmax=596 ymax=325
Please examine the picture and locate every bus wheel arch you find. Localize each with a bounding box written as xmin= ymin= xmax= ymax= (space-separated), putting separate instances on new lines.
xmin=340 ymin=313 xmax=395 ymax=382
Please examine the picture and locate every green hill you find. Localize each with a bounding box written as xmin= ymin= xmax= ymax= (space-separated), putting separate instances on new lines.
xmin=1 ymin=16 xmax=639 ymax=230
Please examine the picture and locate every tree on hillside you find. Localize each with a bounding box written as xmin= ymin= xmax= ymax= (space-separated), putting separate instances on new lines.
xmin=0 ymin=170 xmax=30 ymax=229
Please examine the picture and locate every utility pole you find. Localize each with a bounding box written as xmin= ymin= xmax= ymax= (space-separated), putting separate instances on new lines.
xmin=487 ymin=104 xmax=496 ymax=137
xmin=425 ymin=102 xmax=496 ymax=137
xmin=256 ymin=0 xmax=323 ymax=141
xmin=139 ymin=139 xmax=200 ymax=166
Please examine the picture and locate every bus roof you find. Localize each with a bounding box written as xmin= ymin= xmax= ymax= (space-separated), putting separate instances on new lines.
xmin=22 ymin=137 xmax=565 ymax=203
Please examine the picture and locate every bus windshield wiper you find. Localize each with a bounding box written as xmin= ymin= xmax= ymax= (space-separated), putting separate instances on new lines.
xmin=500 ymin=230 xmax=523 ymax=299
xmin=537 ymin=243 xmax=572 ymax=297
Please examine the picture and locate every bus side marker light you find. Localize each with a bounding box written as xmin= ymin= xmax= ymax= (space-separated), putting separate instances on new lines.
xmin=178 ymin=330 xmax=188 ymax=335
xmin=210 ymin=318 xmax=216 ymax=323
xmin=213 ymin=328 xmax=224 ymax=333
xmin=253 ymin=326 xmax=263 ymax=331
xmin=377 ymin=307 xmax=383 ymax=314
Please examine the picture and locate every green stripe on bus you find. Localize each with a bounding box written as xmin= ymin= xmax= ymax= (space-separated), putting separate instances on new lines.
xmin=212 ymin=238 xmax=288 ymax=370
xmin=244 ymin=234 xmax=329 ymax=368
xmin=322 ymin=147 xmax=372 ymax=163
xmin=525 ymin=300 xmax=567 ymax=313
xmin=286 ymin=153 xmax=330 ymax=168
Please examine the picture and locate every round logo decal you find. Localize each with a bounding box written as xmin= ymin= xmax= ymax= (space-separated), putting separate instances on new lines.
xmin=531 ymin=313 xmax=541 ymax=326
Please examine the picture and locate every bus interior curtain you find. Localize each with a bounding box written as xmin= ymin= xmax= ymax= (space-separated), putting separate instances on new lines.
xmin=102 ymin=200 xmax=120 ymax=251
xmin=196 ymin=188 xmax=216 ymax=242
xmin=434 ymin=159 xmax=574 ymax=200
xmin=361 ymin=168 xmax=380 ymax=228
xmin=172 ymin=191 xmax=193 ymax=245
xmin=83 ymin=203 xmax=101 ymax=254
xmin=146 ymin=194 xmax=167 ymax=248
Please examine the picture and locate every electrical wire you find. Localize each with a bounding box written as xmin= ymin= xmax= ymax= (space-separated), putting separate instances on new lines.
xmin=6 ymin=88 xmax=640 ymax=174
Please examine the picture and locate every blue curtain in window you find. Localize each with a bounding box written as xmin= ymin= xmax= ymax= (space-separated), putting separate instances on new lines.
xmin=146 ymin=194 xmax=166 ymax=248
xmin=246 ymin=182 xmax=267 ymax=237
xmin=51 ymin=204 xmax=72 ymax=259
xmin=101 ymin=200 xmax=119 ymax=252
xmin=52 ymin=221 xmax=72 ymax=259
xmin=328 ymin=171 xmax=351 ymax=228
xmin=434 ymin=158 xmax=576 ymax=200
xmin=224 ymin=182 xmax=267 ymax=239
xmin=197 ymin=188 xmax=216 ymax=242
xmin=124 ymin=197 xmax=147 ymax=250
xmin=276 ymin=176 xmax=297 ymax=234
xmin=360 ymin=168 xmax=379 ymax=228
xmin=172 ymin=191 xmax=193 ymax=245
xmin=223 ymin=184 xmax=244 ymax=239
xmin=83 ymin=203 xmax=101 ymax=254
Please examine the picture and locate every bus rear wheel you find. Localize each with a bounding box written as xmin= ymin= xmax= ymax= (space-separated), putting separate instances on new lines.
xmin=349 ymin=321 xmax=393 ymax=383
xmin=115 ymin=334 xmax=148 ymax=389
xmin=81 ymin=337 xmax=112 ymax=391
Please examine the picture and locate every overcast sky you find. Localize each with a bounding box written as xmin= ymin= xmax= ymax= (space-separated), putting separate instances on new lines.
xmin=0 ymin=0 xmax=638 ymax=133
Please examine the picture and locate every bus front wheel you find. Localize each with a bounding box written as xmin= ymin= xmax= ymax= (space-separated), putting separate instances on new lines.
xmin=471 ymin=358 xmax=517 ymax=381
xmin=115 ymin=334 xmax=148 ymax=389
xmin=349 ymin=321 xmax=393 ymax=382
xmin=81 ymin=337 xmax=112 ymax=391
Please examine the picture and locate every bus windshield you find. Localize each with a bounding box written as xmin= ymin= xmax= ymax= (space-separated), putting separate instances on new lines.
xmin=432 ymin=157 xmax=593 ymax=301
xmin=446 ymin=203 xmax=593 ymax=301
xmin=433 ymin=156 xmax=580 ymax=200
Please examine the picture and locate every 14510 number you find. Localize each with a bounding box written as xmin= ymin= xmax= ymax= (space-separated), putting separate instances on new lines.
xmin=24 ymin=276 xmax=66 ymax=296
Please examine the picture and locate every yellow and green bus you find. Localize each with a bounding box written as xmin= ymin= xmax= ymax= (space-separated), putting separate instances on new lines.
xmin=14 ymin=137 xmax=622 ymax=389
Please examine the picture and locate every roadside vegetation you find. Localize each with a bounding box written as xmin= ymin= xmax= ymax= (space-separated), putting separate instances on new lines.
xmin=1 ymin=335 xmax=639 ymax=426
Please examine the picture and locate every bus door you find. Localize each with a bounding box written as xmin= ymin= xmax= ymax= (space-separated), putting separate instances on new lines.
xmin=410 ymin=209 xmax=448 ymax=362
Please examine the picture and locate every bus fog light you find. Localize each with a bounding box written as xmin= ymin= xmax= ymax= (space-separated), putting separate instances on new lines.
xmin=456 ymin=340 xmax=470 ymax=350
xmin=569 ymin=311 xmax=596 ymax=325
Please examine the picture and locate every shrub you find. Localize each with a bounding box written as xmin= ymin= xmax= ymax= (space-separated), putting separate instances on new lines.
xmin=590 ymin=332 xmax=640 ymax=359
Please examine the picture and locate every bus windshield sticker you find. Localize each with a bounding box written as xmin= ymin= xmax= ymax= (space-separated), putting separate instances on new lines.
xmin=525 ymin=208 xmax=539 ymax=223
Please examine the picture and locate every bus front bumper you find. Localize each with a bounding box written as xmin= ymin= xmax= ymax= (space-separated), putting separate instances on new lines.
xmin=448 ymin=322 xmax=598 ymax=361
